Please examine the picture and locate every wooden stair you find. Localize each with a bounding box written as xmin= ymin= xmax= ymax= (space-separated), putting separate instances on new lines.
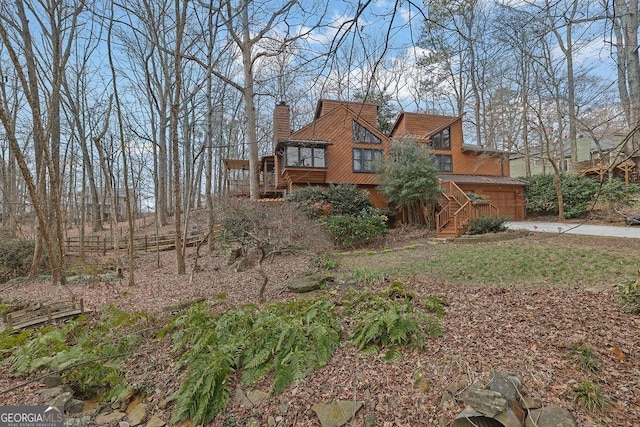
xmin=435 ymin=180 xmax=499 ymax=238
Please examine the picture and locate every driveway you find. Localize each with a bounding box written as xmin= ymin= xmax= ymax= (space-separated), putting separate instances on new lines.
xmin=506 ymin=221 xmax=640 ymax=239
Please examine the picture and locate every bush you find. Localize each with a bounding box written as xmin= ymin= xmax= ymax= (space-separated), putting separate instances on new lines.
xmin=0 ymin=239 xmax=36 ymax=283
xmin=321 ymin=211 xmax=387 ymax=248
xmin=522 ymin=174 xmax=598 ymax=218
xmin=596 ymin=179 xmax=639 ymax=205
xmin=286 ymin=184 xmax=372 ymax=218
xmin=467 ymin=216 xmax=508 ymax=235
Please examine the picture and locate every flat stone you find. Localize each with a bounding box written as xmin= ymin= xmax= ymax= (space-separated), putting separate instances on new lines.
xmin=287 ymin=274 xmax=324 ymax=293
xmin=42 ymin=374 xmax=63 ymax=388
xmin=525 ymin=405 xmax=577 ymax=427
xmin=246 ymin=418 xmax=260 ymax=427
xmin=126 ymin=403 xmax=146 ymax=426
xmin=64 ymin=414 xmax=92 ymax=427
xmin=364 ymin=412 xmax=376 ymax=427
xmin=311 ymin=401 xmax=364 ymax=427
xmin=66 ymin=399 xmax=85 ymax=415
xmin=246 ymin=390 xmax=269 ymax=406
xmin=145 ymin=416 xmax=166 ymax=427
xmin=49 ymin=392 xmax=74 ymax=410
xmin=487 ymin=372 xmax=521 ymax=404
xmin=119 ymin=422 xmax=130 ymax=427
xmin=94 ymin=411 xmax=126 ymax=425
xmin=234 ymin=388 xmax=253 ymax=408
xmin=39 ymin=386 xmax=73 ymax=399
xmin=278 ymin=402 xmax=289 ymax=414
xmin=460 ymin=384 xmax=508 ymax=418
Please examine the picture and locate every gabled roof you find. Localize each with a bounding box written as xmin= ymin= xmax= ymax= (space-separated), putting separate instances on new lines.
xmin=289 ymin=102 xmax=388 ymax=143
xmin=388 ymin=111 xmax=463 ymax=139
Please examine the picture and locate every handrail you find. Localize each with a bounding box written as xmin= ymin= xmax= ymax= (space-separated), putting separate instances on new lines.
xmin=437 ymin=179 xmax=502 ymax=237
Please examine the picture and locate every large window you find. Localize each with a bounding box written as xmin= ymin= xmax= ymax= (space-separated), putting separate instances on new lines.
xmin=434 ymin=154 xmax=452 ymax=172
xmin=353 ymin=148 xmax=383 ymax=172
xmin=431 ymin=128 xmax=451 ymax=150
xmin=285 ymin=146 xmax=326 ymax=167
xmin=353 ymin=120 xmax=381 ymax=144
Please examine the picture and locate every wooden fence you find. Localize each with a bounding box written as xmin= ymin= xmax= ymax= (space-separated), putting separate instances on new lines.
xmin=65 ymin=225 xmax=220 ymax=257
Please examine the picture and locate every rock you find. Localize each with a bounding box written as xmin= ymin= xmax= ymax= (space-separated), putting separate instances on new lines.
xmin=268 ymin=416 xmax=276 ymax=426
xmin=234 ymin=388 xmax=253 ymax=408
xmin=246 ymin=390 xmax=269 ymax=406
xmin=451 ymin=405 xmax=522 ymax=427
xmin=487 ymin=372 xmax=521 ymax=404
xmin=119 ymin=422 xmax=130 ymax=427
xmin=145 ymin=416 xmax=166 ymax=427
xmin=525 ymin=405 xmax=577 ymax=427
xmin=246 ymin=417 xmax=260 ymax=427
xmin=460 ymin=383 xmax=508 ymax=418
xmin=49 ymin=392 xmax=74 ymax=411
xmin=278 ymin=402 xmax=289 ymax=414
xmin=287 ymin=274 xmax=324 ymax=293
xmin=126 ymin=403 xmax=146 ymax=426
xmin=39 ymin=385 xmax=73 ymax=399
xmin=521 ymin=397 xmax=543 ymax=410
xmin=42 ymin=374 xmax=63 ymax=388
xmin=66 ymin=399 xmax=85 ymax=415
xmin=64 ymin=414 xmax=92 ymax=427
xmin=364 ymin=412 xmax=376 ymax=427
xmin=311 ymin=401 xmax=364 ymax=427
xmin=94 ymin=411 xmax=126 ymax=425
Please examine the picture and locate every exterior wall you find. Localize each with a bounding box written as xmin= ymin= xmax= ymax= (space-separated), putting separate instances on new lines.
xmin=392 ymin=115 xmax=507 ymax=177
xmin=289 ymin=105 xmax=390 ymax=187
xmin=455 ymin=183 xmax=526 ymax=221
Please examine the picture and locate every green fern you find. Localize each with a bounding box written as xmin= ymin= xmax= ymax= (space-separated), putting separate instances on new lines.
xmin=6 ymin=306 xmax=151 ymax=397
xmin=347 ymin=282 xmax=443 ymax=359
xmin=169 ymin=298 xmax=341 ymax=425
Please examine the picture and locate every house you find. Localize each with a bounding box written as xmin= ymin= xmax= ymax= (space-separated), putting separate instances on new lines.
xmin=224 ymin=99 xmax=527 ymax=237
xmin=510 ymin=136 xmax=638 ymax=183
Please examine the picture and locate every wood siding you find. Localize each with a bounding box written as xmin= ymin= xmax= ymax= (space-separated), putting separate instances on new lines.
xmin=289 ymin=104 xmax=390 ymax=187
xmin=456 ymin=183 xmax=526 ymax=221
xmin=316 ymin=99 xmax=378 ymax=127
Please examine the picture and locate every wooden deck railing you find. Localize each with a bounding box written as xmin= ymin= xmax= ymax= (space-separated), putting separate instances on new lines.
xmin=436 ymin=179 xmax=500 ymax=237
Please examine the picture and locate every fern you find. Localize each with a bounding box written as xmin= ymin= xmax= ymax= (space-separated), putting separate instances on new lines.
xmin=169 ymin=298 xmax=341 ymax=425
xmin=347 ymin=282 xmax=443 ymax=359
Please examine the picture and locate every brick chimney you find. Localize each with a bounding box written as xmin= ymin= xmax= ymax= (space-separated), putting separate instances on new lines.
xmin=273 ymin=101 xmax=291 ymax=150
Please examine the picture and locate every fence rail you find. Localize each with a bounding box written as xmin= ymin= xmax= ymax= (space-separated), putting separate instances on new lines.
xmin=65 ymin=225 xmax=220 ymax=257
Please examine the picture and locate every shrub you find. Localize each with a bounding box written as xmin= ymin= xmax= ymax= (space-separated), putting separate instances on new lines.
xmin=467 ymin=216 xmax=508 ymax=235
xmin=286 ymin=184 xmax=372 ymax=218
xmin=0 ymin=239 xmax=36 ymax=283
xmin=596 ymin=179 xmax=639 ymax=205
xmin=522 ymin=174 xmax=598 ymax=218
xmin=321 ymin=211 xmax=387 ymax=248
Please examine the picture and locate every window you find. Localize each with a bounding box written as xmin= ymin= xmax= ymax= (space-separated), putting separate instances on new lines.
xmin=431 ymin=128 xmax=451 ymax=150
xmin=353 ymin=148 xmax=383 ymax=172
xmin=285 ymin=146 xmax=326 ymax=168
xmin=434 ymin=154 xmax=452 ymax=172
xmin=352 ymin=120 xmax=381 ymax=144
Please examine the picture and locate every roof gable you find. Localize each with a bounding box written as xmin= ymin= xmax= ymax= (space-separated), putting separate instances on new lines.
xmin=290 ymin=103 xmax=389 ymax=143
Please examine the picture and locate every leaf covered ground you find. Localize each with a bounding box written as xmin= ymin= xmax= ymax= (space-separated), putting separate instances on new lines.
xmin=1 ymin=230 xmax=639 ymax=426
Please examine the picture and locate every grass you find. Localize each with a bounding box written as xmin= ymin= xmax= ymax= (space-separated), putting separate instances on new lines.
xmin=573 ymin=380 xmax=609 ymax=413
xmin=337 ymin=238 xmax=640 ymax=288
xmin=569 ymin=342 xmax=601 ymax=374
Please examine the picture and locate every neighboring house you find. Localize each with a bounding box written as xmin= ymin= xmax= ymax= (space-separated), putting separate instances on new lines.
xmin=510 ymin=136 xmax=638 ymax=183
xmin=224 ymin=99 xmax=527 ymax=237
